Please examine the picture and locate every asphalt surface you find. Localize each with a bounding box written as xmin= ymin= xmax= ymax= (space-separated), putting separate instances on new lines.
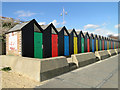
xmin=36 ymin=54 xmax=119 ymax=88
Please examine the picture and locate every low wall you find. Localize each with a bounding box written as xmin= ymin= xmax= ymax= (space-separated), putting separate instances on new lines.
xmin=107 ymin=49 xmax=116 ymax=56
xmin=0 ymin=55 xmax=69 ymax=82
xmin=95 ymin=50 xmax=110 ymax=60
xmin=71 ymin=52 xmax=99 ymax=67
xmin=115 ymin=48 xmax=120 ymax=54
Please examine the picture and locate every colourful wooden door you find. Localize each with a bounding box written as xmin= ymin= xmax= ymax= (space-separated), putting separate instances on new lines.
xmin=116 ymin=42 xmax=118 ymax=48
xmin=81 ymin=37 xmax=84 ymax=53
xmin=107 ymin=41 xmax=109 ymax=50
xmin=113 ymin=41 xmax=114 ymax=49
xmin=96 ymin=40 xmax=98 ymax=51
xmin=114 ymin=42 xmax=115 ymax=49
xmin=52 ymin=34 xmax=58 ymax=57
xmin=111 ymin=41 xmax=112 ymax=49
xmin=92 ymin=39 xmax=94 ymax=52
xmin=105 ymin=41 xmax=107 ymax=50
xmin=99 ymin=40 xmax=101 ymax=51
xmin=34 ymin=32 xmax=43 ymax=58
xmin=74 ymin=37 xmax=78 ymax=54
xmin=102 ymin=40 xmax=104 ymax=50
xmin=109 ymin=41 xmax=111 ymax=49
xmin=64 ymin=36 xmax=69 ymax=56
xmin=87 ymin=39 xmax=90 ymax=52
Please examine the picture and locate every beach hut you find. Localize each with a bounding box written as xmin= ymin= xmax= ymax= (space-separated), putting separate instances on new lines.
xmin=84 ymin=32 xmax=90 ymax=52
xmin=6 ymin=19 xmax=43 ymax=58
xmin=101 ymin=36 xmax=105 ymax=50
xmin=104 ymin=37 xmax=107 ymax=50
xmin=107 ymin=37 xmax=109 ymax=50
xmin=89 ymin=33 xmax=94 ymax=52
xmin=57 ymin=26 xmax=70 ymax=56
xmin=68 ymin=29 xmax=78 ymax=55
xmin=41 ymin=23 xmax=58 ymax=58
xmin=113 ymin=40 xmax=114 ymax=49
xmin=111 ymin=39 xmax=113 ymax=49
xmin=114 ymin=40 xmax=116 ymax=49
xmin=94 ymin=34 xmax=98 ymax=51
xmin=109 ymin=38 xmax=111 ymax=49
xmin=98 ymin=35 xmax=102 ymax=51
xmin=77 ymin=31 xmax=85 ymax=53
xmin=116 ymin=41 xmax=118 ymax=48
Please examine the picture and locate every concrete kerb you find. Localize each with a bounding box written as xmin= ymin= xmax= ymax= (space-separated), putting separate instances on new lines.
xmin=71 ymin=52 xmax=99 ymax=67
xmin=95 ymin=50 xmax=110 ymax=60
xmin=107 ymin=49 xmax=117 ymax=56
xmin=0 ymin=55 xmax=69 ymax=82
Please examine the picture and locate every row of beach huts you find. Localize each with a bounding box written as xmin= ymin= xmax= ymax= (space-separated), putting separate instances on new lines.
xmin=5 ymin=19 xmax=120 ymax=58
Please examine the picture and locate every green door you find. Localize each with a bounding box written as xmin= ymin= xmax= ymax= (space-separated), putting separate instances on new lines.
xmin=81 ymin=37 xmax=84 ymax=53
xmin=34 ymin=32 xmax=43 ymax=58
xmin=99 ymin=40 xmax=101 ymax=51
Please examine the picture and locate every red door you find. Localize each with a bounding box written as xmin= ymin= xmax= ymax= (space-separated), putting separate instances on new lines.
xmin=52 ymin=34 xmax=58 ymax=57
xmin=102 ymin=40 xmax=104 ymax=50
xmin=87 ymin=39 xmax=90 ymax=52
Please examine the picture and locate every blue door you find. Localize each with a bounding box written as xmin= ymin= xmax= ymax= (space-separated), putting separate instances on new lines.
xmin=92 ymin=39 xmax=94 ymax=52
xmin=105 ymin=40 xmax=107 ymax=50
xmin=64 ymin=36 xmax=69 ymax=56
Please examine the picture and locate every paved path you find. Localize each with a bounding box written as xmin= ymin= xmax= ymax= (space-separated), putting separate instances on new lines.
xmin=36 ymin=54 xmax=119 ymax=88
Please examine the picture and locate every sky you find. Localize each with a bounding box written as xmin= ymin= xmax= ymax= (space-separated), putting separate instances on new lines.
xmin=2 ymin=2 xmax=119 ymax=36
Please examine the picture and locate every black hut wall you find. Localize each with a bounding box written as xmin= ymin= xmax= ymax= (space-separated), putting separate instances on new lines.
xmin=77 ymin=34 xmax=82 ymax=53
xmin=90 ymin=36 xmax=93 ymax=52
xmin=94 ymin=37 xmax=96 ymax=51
xmin=43 ymin=26 xmax=52 ymax=58
xmin=58 ymin=30 xmax=64 ymax=56
xmin=69 ymin=32 xmax=74 ymax=55
xmin=84 ymin=35 xmax=87 ymax=52
xmin=22 ymin=22 xmax=34 ymax=57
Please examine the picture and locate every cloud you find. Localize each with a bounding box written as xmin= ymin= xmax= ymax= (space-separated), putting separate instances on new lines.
xmin=50 ymin=20 xmax=59 ymax=26
xmin=38 ymin=22 xmax=46 ymax=25
xmin=15 ymin=10 xmax=36 ymax=17
xmin=94 ymin=28 xmax=117 ymax=36
xmin=114 ymin=24 xmax=120 ymax=29
xmin=84 ymin=24 xmax=99 ymax=30
xmin=77 ymin=27 xmax=118 ymax=37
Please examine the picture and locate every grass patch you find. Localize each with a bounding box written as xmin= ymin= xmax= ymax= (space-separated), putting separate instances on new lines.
xmin=1 ymin=67 xmax=11 ymax=72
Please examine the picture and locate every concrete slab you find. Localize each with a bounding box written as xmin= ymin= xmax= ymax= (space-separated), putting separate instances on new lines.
xmin=107 ymin=49 xmax=117 ymax=56
xmin=71 ymin=52 xmax=98 ymax=67
xmin=95 ymin=50 xmax=110 ymax=60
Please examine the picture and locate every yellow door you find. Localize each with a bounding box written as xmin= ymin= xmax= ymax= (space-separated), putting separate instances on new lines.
xmin=107 ymin=41 xmax=109 ymax=50
xmin=114 ymin=42 xmax=115 ymax=49
xmin=74 ymin=37 xmax=78 ymax=54
xmin=96 ymin=40 xmax=98 ymax=51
